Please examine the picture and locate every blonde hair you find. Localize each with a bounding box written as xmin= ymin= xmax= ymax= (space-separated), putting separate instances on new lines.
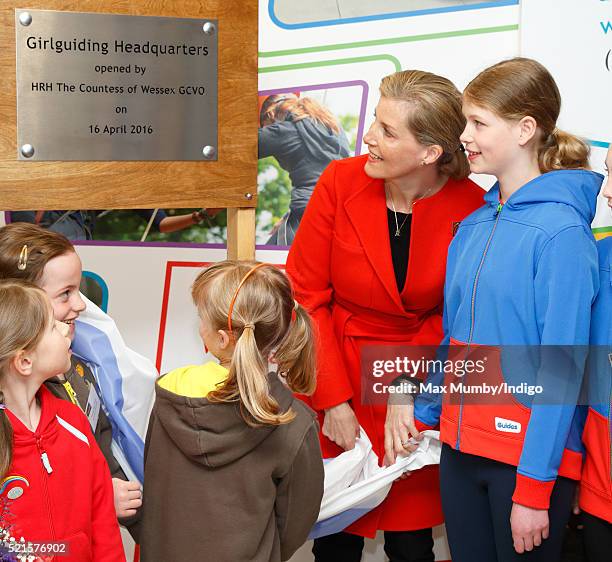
xmin=0 ymin=280 xmax=52 ymax=478
xmin=0 ymin=223 xmax=75 ymax=284
xmin=191 ymin=261 xmax=316 ymax=427
xmin=463 ymin=57 xmax=590 ymax=172
xmin=379 ymin=70 xmax=470 ymax=180
xmin=261 ymin=95 xmax=341 ymax=135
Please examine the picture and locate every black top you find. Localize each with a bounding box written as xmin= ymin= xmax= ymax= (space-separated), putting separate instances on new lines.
xmin=387 ymin=208 xmax=412 ymax=293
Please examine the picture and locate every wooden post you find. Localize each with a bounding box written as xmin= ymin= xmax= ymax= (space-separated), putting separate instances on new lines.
xmin=227 ymin=207 xmax=256 ymax=260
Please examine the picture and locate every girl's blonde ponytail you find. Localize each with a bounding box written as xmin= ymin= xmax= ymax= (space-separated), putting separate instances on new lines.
xmin=192 ymin=261 xmax=317 ymax=427
xmin=230 ymin=324 xmax=294 ymax=426
xmin=274 ymin=303 xmax=316 ymax=396
xmin=538 ymin=128 xmax=590 ymax=173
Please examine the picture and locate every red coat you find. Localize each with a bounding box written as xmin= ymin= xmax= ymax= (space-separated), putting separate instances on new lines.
xmin=3 ymin=386 xmax=125 ymax=561
xmin=286 ymin=155 xmax=484 ymax=536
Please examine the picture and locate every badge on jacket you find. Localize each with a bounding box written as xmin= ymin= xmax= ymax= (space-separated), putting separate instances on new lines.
xmin=85 ymin=385 xmax=101 ymax=431
xmin=0 ymin=475 xmax=29 ymax=501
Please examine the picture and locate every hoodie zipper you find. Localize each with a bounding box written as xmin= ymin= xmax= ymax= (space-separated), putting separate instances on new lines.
xmin=456 ymin=201 xmax=504 ymax=449
xmin=36 ymin=435 xmax=57 ymax=543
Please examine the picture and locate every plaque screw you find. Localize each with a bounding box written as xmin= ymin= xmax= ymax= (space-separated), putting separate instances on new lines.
xmin=202 ymin=22 xmax=216 ymax=35
xmin=202 ymin=145 xmax=216 ymax=159
xmin=245 ymin=193 xmax=254 ymax=200
xmin=19 ymin=12 xmax=32 ymax=26
xmin=20 ymin=144 xmax=35 ymax=158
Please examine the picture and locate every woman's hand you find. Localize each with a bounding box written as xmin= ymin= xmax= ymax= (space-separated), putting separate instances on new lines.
xmin=112 ymin=478 xmax=143 ymax=519
xmin=384 ymin=396 xmax=422 ymax=467
xmin=322 ymin=402 xmax=360 ymax=450
xmin=510 ymin=503 xmax=549 ymax=553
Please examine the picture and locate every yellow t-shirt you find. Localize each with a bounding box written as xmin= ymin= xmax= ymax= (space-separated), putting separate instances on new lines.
xmin=158 ymin=361 xmax=229 ymax=398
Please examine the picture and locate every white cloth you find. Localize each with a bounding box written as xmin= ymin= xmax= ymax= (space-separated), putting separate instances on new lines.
xmin=310 ymin=429 xmax=441 ymax=539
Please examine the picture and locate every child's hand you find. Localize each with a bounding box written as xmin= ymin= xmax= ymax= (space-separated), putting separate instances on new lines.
xmin=510 ymin=503 xmax=549 ymax=553
xmin=112 ymin=478 xmax=142 ymax=519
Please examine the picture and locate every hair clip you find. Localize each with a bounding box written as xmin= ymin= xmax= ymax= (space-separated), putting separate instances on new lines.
xmin=17 ymin=244 xmax=28 ymax=271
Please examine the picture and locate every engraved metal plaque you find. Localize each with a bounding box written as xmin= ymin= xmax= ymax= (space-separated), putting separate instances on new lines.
xmin=15 ymin=9 xmax=218 ymax=161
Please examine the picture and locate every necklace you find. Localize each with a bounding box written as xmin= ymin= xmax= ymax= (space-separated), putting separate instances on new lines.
xmin=386 ymin=184 xmax=434 ymax=237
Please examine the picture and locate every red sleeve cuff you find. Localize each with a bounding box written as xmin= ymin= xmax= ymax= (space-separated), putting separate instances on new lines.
xmin=512 ymin=473 xmax=555 ymax=509
xmin=311 ymin=386 xmax=353 ymax=412
xmin=415 ymin=419 xmax=436 ymax=433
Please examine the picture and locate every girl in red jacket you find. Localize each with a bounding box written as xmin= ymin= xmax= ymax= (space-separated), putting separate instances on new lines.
xmin=0 ymin=280 xmax=125 ymax=561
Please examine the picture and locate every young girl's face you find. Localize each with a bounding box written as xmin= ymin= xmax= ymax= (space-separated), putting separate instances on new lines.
xmin=30 ymin=308 xmax=73 ymax=381
xmin=461 ymin=100 xmax=522 ymax=178
xmin=600 ymin=146 xmax=612 ymax=209
xmin=39 ymin=251 xmax=85 ymax=341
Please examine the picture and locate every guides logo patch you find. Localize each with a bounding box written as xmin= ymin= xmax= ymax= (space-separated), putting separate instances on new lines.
xmin=495 ymin=417 xmax=521 ymax=434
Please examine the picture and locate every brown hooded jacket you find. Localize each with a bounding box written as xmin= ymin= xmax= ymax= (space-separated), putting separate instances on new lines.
xmin=140 ymin=368 xmax=323 ymax=561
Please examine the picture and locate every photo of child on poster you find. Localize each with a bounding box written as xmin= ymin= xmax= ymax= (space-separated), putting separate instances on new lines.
xmin=257 ymin=86 xmax=362 ymax=245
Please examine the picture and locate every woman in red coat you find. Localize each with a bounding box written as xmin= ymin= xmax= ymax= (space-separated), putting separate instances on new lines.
xmin=286 ymin=70 xmax=484 ymax=561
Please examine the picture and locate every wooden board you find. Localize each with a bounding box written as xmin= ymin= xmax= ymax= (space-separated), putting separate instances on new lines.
xmin=0 ymin=0 xmax=257 ymax=210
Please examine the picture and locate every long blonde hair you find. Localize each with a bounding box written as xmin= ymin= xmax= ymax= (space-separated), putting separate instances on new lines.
xmin=463 ymin=57 xmax=589 ymax=172
xmin=379 ymin=70 xmax=470 ymax=180
xmin=260 ymin=94 xmax=341 ymax=135
xmin=191 ymin=261 xmax=316 ymax=427
xmin=0 ymin=281 xmax=52 ymax=478
xmin=0 ymin=222 xmax=75 ymax=284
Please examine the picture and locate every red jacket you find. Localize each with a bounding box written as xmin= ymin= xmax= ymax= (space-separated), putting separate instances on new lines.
xmin=286 ymin=155 xmax=484 ymax=534
xmin=2 ymin=386 xmax=125 ymax=561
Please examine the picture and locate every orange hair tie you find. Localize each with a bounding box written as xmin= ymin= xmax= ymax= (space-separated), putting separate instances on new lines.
xmin=227 ymin=263 xmax=268 ymax=333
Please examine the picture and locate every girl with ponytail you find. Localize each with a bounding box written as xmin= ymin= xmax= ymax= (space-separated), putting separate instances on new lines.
xmin=389 ymin=57 xmax=602 ymax=562
xmin=140 ymin=261 xmax=323 ymax=562
xmin=0 ymin=280 xmax=124 ymax=560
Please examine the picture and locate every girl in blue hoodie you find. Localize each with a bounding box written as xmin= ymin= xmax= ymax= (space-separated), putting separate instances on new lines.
xmin=386 ymin=58 xmax=602 ymax=561
xmin=579 ymin=145 xmax=612 ymax=561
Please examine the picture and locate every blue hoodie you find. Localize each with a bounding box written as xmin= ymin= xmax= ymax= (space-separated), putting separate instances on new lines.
xmin=580 ymin=236 xmax=612 ymax=522
xmin=415 ymin=169 xmax=602 ymax=510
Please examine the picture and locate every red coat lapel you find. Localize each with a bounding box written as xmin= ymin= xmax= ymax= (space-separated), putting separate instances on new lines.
xmin=344 ymin=175 xmax=404 ymax=311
